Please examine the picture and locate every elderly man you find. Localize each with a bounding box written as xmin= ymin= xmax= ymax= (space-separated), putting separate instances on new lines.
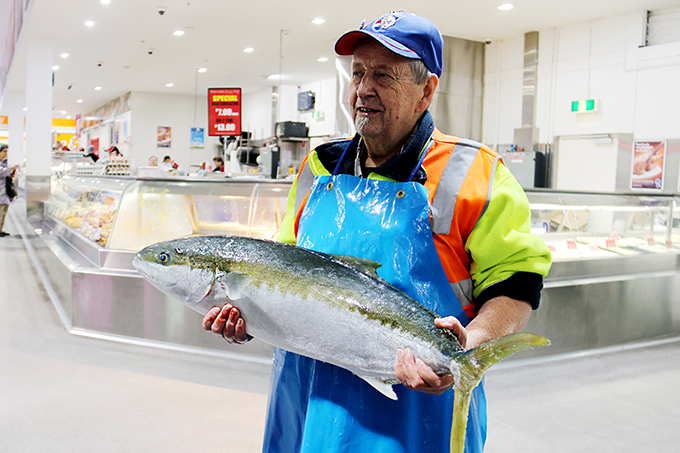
xmin=204 ymin=11 xmax=551 ymax=453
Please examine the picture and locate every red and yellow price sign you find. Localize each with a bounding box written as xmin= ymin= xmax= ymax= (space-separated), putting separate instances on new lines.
xmin=208 ymin=87 xmax=242 ymax=136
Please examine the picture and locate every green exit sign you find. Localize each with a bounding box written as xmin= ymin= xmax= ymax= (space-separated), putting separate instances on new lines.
xmin=571 ymin=99 xmax=597 ymax=112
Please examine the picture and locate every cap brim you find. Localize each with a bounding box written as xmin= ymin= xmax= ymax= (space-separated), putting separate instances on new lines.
xmin=335 ymin=30 xmax=420 ymax=60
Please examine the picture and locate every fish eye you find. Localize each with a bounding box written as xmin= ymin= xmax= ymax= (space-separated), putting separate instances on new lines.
xmin=158 ymin=252 xmax=170 ymax=264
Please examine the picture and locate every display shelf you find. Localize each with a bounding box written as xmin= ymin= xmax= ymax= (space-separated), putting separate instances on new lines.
xmin=525 ymin=189 xmax=679 ymax=261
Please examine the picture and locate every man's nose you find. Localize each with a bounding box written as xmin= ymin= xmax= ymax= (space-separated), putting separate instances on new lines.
xmin=355 ymin=75 xmax=377 ymax=97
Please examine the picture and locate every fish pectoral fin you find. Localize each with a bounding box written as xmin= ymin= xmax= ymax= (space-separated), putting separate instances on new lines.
xmin=358 ymin=375 xmax=398 ymax=400
xmin=222 ymin=271 xmax=253 ymax=300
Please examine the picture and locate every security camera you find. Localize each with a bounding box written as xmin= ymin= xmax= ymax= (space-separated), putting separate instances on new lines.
xmin=147 ymin=49 xmax=154 ymax=55
xmin=97 ymin=61 xmax=103 ymax=67
xmin=67 ymin=85 xmax=73 ymax=90
xmin=484 ymin=38 xmax=493 ymax=45
xmin=157 ymin=6 xmax=167 ymax=15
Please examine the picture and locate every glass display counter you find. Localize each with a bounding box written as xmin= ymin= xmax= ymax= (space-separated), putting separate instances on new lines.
xmin=524 ymin=190 xmax=678 ymax=261
xmin=35 ymin=181 xmax=680 ymax=359
xmin=45 ymin=175 xmax=291 ymax=253
xmin=523 ymin=190 xmax=680 ymax=357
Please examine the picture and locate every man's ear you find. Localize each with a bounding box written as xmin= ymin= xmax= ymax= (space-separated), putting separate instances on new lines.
xmin=417 ymin=74 xmax=438 ymax=112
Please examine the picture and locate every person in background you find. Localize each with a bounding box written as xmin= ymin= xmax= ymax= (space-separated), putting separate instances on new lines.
xmin=148 ymin=156 xmax=159 ymax=167
xmin=106 ymin=146 xmax=121 ymax=157
xmin=163 ymin=155 xmax=179 ymax=170
xmin=203 ymin=11 xmax=551 ymax=453
xmin=83 ymin=145 xmax=99 ymax=163
xmin=212 ymin=156 xmax=225 ymax=172
xmin=0 ymin=144 xmax=19 ymax=237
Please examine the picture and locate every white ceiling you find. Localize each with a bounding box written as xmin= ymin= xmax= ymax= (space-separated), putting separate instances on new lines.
xmin=7 ymin=0 xmax=680 ymax=119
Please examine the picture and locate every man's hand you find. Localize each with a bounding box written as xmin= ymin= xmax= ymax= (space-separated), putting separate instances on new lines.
xmin=202 ymin=303 xmax=249 ymax=344
xmin=394 ymin=316 xmax=467 ymax=394
xmin=395 ymin=296 xmax=532 ymax=394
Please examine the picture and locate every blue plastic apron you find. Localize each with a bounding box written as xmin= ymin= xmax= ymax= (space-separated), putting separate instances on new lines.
xmin=262 ymin=142 xmax=487 ymax=453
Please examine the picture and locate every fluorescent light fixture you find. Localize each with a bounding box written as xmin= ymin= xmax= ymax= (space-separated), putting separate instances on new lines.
xmin=166 ymin=83 xmax=174 ymax=87
xmin=85 ymin=20 xmax=95 ymax=27
xmin=317 ymin=57 xmax=328 ymax=62
xmin=197 ymin=67 xmax=207 ymax=73
xmin=312 ymin=18 xmax=325 ymax=25
xmin=94 ymin=86 xmax=102 ymax=91
xmin=60 ymin=53 xmax=69 ymax=58
xmin=173 ymin=30 xmax=185 ymax=36
xmin=52 ymin=65 xmax=60 ymax=71
xmin=243 ymin=47 xmax=254 ymax=53
xmin=497 ymin=3 xmax=514 ymax=10
xmin=76 ymin=99 xmax=83 ymax=103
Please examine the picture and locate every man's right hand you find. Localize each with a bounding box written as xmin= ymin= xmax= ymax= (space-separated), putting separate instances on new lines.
xmin=202 ymin=303 xmax=249 ymax=344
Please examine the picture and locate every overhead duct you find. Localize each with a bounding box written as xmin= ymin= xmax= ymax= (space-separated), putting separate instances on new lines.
xmin=514 ymin=31 xmax=540 ymax=151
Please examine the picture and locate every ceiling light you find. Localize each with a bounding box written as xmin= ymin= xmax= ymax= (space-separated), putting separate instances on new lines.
xmin=243 ymin=47 xmax=254 ymax=53
xmin=76 ymin=99 xmax=83 ymax=103
xmin=166 ymin=83 xmax=174 ymax=87
xmin=312 ymin=18 xmax=325 ymax=25
xmin=61 ymin=111 xmax=67 ymax=115
xmin=497 ymin=3 xmax=514 ymax=10
xmin=94 ymin=86 xmax=102 ymax=91
xmin=23 ymin=108 xmax=27 ymax=112
xmin=52 ymin=65 xmax=60 ymax=71
xmin=267 ymin=74 xmax=280 ymax=80
xmin=197 ymin=67 xmax=207 ymax=73
xmin=66 ymin=116 xmax=72 ymax=120
xmin=317 ymin=57 xmax=328 ymax=62
xmin=85 ymin=20 xmax=95 ymax=27
xmin=173 ymin=30 xmax=185 ymax=36
xmin=60 ymin=53 xmax=69 ymax=58
xmin=100 ymin=0 xmax=111 ymax=4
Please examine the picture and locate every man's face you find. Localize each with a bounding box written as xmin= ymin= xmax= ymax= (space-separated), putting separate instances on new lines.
xmin=0 ymin=149 xmax=7 ymax=161
xmin=350 ymin=39 xmax=428 ymax=158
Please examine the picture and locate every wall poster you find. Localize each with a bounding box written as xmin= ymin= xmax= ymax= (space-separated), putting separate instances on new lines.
xmin=631 ymin=140 xmax=666 ymax=190
xmin=190 ymin=127 xmax=205 ymax=148
xmin=157 ymin=126 xmax=171 ymax=148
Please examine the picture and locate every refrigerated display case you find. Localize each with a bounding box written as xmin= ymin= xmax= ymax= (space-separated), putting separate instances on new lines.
xmin=523 ymin=189 xmax=680 ymax=357
xmin=34 ymin=179 xmax=680 ymax=359
xmin=37 ymin=174 xmax=292 ymax=357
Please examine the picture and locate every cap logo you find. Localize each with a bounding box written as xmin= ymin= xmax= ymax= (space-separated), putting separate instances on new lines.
xmin=372 ymin=14 xmax=398 ymax=33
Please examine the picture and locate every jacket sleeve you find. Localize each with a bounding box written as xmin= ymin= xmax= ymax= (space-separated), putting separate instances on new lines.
xmin=465 ymin=163 xmax=552 ymax=308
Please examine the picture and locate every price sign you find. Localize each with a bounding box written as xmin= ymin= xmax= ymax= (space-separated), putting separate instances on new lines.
xmin=208 ymin=88 xmax=242 ymax=136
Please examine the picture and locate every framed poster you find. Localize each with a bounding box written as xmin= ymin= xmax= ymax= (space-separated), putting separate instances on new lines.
xmin=208 ymin=87 xmax=242 ymax=136
xmin=631 ymin=140 xmax=666 ymax=190
xmin=157 ymin=126 xmax=171 ymax=148
xmin=190 ymin=127 xmax=204 ymax=148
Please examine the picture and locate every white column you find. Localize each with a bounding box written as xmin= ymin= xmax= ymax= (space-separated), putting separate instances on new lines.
xmin=3 ymin=90 xmax=25 ymax=167
xmin=24 ymin=36 xmax=53 ymax=202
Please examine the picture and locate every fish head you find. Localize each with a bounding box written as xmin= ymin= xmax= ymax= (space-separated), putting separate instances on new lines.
xmin=133 ymin=238 xmax=217 ymax=309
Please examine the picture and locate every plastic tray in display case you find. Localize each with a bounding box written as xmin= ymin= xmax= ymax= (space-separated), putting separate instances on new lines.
xmin=524 ymin=189 xmax=679 ymax=261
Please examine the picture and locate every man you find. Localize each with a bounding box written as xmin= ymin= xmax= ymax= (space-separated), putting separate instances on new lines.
xmin=0 ymin=144 xmax=19 ymax=237
xmin=203 ymin=12 xmax=551 ymax=452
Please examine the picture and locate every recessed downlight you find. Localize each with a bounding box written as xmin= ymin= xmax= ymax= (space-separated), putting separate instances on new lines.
xmin=497 ymin=3 xmax=514 ymax=10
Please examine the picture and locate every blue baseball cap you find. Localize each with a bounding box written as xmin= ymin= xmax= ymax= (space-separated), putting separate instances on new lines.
xmin=335 ymin=12 xmax=444 ymax=78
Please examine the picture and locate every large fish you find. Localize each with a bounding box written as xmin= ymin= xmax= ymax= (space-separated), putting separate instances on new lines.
xmin=132 ymin=235 xmax=549 ymax=453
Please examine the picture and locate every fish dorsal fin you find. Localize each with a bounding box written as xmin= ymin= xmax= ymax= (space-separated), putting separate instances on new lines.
xmin=218 ymin=271 xmax=253 ymax=300
xmin=357 ymin=375 xmax=398 ymax=400
xmin=330 ymin=254 xmax=382 ymax=278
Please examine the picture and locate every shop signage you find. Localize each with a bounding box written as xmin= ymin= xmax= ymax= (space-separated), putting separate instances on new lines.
xmin=631 ymin=140 xmax=666 ymax=190
xmin=208 ymin=87 xmax=242 ymax=136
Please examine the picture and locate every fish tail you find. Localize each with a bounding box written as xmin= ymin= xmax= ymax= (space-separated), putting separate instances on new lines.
xmin=448 ymin=333 xmax=550 ymax=453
